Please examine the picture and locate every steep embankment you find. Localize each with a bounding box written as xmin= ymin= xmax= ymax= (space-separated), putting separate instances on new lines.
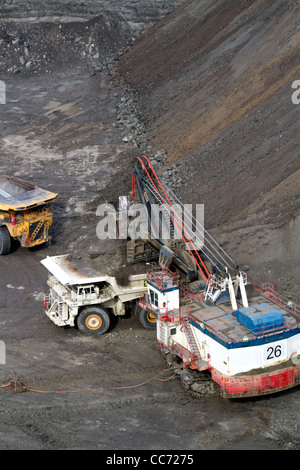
xmin=116 ymin=0 xmax=300 ymax=299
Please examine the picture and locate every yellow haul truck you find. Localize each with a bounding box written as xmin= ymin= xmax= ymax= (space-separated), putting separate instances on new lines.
xmin=0 ymin=175 xmax=58 ymax=255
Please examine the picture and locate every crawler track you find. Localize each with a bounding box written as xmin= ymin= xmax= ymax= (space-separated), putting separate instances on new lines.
xmin=162 ymin=351 xmax=220 ymax=398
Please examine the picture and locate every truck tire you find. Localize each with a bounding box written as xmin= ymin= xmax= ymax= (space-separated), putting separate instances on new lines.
xmin=0 ymin=226 xmax=11 ymax=255
xmin=77 ymin=307 xmax=110 ymax=335
xmin=134 ymin=305 xmax=157 ymax=329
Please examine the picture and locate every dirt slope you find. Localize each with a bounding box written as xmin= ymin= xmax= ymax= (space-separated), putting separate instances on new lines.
xmin=116 ymin=0 xmax=300 ymax=299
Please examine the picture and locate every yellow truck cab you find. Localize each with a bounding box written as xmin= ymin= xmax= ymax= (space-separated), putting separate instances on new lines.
xmin=0 ymin=175 xmax=58 ymax=255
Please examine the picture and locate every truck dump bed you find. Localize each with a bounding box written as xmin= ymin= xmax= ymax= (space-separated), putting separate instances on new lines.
xmin=41 ymin=254 xmax=116 ymax=286
xmin=0 ymin=175 xmax=58 ymax=211
xmin=41 ymin=254 xmax=147 ymax=295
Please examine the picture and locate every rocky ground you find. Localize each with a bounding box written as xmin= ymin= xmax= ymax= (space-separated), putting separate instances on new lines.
xmin=0 ymin=0 xmax=299 ymax=452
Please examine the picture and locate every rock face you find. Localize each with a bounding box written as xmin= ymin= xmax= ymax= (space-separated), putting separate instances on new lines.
xmin=0 ymin=0 xmax=185 ymax=74
xmin=0 ymin=0 xmax=184 ymax=22
xmin=116 ymin=0 xmax=300 ymax=301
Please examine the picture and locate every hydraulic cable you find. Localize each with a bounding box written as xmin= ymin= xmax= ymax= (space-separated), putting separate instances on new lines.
xmin=144 ymin=178 xmax=224 ymax=274
xmin=136 ymin=156 xmax=211 ymax=283
xmin=161 ymin=182 xmax=236 ymax=272
xmin=140 ymin=155 xmax=212 ymax=279
xmin=141 ymin=155 xmax=237 ymax=274
xmin=2 ymin=370 xmax=179 ymax=394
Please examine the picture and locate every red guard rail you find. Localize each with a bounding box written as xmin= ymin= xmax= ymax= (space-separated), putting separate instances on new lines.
xmin=247 ymin=274 xmax=300 ymax=318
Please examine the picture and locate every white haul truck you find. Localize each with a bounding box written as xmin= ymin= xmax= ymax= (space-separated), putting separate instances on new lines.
xmin=41 ymin=254 xmax=147 ymax=335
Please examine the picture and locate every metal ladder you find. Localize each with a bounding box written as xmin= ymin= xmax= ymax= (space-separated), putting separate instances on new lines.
xmin=180 ymin=314 xmax=201 ymax=359
xmin=204 ymin=278 xmax=215 ymax=302
xmin=180 ymin=314 xmax=211 ymax=370
xmin=160 ymin=204 xmax=175 ymax=241
xmin=30 ymin=220 xmax=44 ymax=241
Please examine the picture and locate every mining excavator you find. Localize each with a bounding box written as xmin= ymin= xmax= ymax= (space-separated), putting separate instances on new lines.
xmin=41 ymin=155 xmax=300 ymax=398
xmin=128 ymin=155 xmax=246 ymax=327
xmin=128 ymin=156 xmax=300 ymax=398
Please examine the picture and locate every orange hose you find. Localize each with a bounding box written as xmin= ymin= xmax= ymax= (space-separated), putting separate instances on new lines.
xmin=142 ymin=155 xmax=211 ymax=280
xmin=136 ymin=156 xmax=210 ymax=283
xmin=18 ymin=373 xmax=177 ymax=394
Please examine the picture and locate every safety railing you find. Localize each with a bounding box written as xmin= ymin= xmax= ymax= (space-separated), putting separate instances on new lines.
xmin=43 ymin=294 xmax=50 ymax=310
xmin=147 ymin=266 xmax=179 ymax=290
xmin=247 ymin=319 xmax=295 ymax=336
xmin=247 ymin=274 xmax=300 ymax=318
xmin=181 ymin=286 xmax=205 ymax=302
xmin=138 ymin=295 xmax=181 ymax=322
xmin=167 ymin=337 xmax=197 ymax=365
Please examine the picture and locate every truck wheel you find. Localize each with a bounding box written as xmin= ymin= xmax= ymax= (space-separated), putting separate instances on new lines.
xmin=135 ymin=305 xmax=157 ymax=329
xmin=77 ymin=307 xmax=110 ymax=335
xmin=0 ymin=226 xmax=11 ymax=255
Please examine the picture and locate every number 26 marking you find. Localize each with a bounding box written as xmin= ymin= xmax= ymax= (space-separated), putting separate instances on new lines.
xmin=267 ymin=345 xmax=281 ymax=360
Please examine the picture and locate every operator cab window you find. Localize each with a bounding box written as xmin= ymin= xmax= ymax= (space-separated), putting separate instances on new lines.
xmin=150 ymin=290 xmax=159 ymax=307
xmin=78 ymin=286 xmax=92 ymax=295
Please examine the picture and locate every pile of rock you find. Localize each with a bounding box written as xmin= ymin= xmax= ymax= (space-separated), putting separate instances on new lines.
xmin=116 ymin=89 xmax=171 ymax=171
xmin=0 ymin=16 xmax=132 ymax=75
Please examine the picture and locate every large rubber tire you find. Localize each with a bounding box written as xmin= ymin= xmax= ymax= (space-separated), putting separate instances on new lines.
xmin=77 ymin=307 xmax=110 ymax=335
xmin=134 ymin=305 xmax=157 ymax=329
xmin=0 ymin=226 xmax=11 ymax=255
